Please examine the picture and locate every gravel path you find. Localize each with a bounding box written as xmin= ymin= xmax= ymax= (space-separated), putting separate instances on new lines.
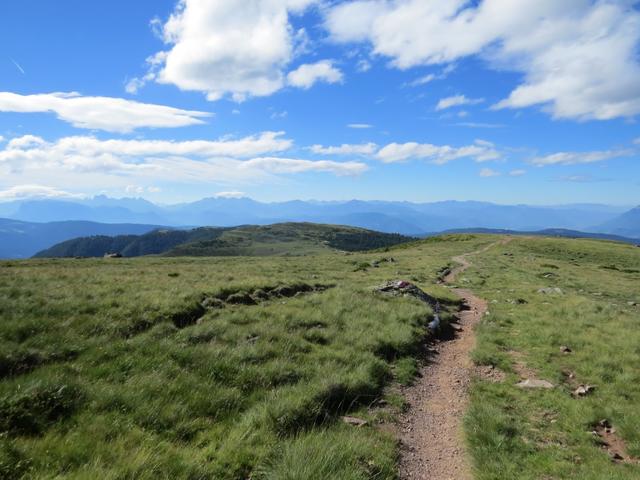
xmin=398 ymin=240 xmax=509 ymax=480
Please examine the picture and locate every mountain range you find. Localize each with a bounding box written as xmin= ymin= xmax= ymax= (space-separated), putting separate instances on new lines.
xmin=0 ymin=196 xmax=638 ymax=258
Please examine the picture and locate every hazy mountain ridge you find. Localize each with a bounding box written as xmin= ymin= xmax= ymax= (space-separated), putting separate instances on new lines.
xmin=594 ymin=206 xmax=640 ymax=238
xmin=0 ymin=196 xmax=634 ymax=235
xmin=2 ymin=197 xmax=638 ymax=259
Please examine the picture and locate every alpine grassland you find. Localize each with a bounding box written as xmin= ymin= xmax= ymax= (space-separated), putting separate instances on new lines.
xmin=0 ymin=234 xmax=482 ymax=479
xmin=1 ymin=233 xmax=639 ymax=479
xmin=461 ymin=236 xmax=640 ymax=479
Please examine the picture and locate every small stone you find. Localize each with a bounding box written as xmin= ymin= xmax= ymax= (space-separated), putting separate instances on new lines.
xmin=538 ymin=287 xmax=563 ymax=295
xmin=573 ymin=384 xmax=596 ymax=397
xmin=516 ymin=379 xmax=554 ymax=389
xmin=560 ymin=345 xmax=572 ymax=354
xmin=341 ymin=416 xmax=367 ymax=427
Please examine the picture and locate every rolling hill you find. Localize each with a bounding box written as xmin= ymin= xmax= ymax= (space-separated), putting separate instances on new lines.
xmin=34 ymin=223 xmax=415 ymax=258
xmin=0 ymin=218 xmax=166 ymax=259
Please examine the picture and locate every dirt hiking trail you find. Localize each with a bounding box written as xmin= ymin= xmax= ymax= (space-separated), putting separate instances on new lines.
xmin=398 ymin=238 xmax=510 ymax=480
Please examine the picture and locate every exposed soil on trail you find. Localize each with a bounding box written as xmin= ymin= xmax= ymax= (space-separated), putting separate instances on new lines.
xmin=398 ymin=239 xmax=510 ymax=480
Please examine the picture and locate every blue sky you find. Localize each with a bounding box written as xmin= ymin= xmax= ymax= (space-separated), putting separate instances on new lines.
xmin=0 ymin=0 xmax=639 ymax=205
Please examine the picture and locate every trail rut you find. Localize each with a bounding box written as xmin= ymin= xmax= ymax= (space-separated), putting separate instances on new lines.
xmin=398 ymin=239 xmax=509 ymax=480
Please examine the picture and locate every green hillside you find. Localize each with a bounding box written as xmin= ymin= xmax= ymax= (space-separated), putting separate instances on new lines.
xmin=34 ymin=223 xmax=414 ymax=258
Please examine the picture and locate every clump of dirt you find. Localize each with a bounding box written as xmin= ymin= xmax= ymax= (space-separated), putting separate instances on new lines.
xmin=171 ymin=302 xmax=206 ymax=328
xmin=592 ymin=419 xmax=637 ymax=464
xmin=473 ymin=364 xmax=506 ymax=383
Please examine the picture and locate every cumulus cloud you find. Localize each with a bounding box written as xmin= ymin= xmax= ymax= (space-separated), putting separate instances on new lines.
xmin=287 ymin=60 xmax=344 ymax=89
xmin=347 ymin=123 xmax=372 ymax=129
xmin=530 ymin=149 xmax=633 ymax=166
xmin=436 ymin=94 xmax=484 ymax=111
xmin=479 ymin=167 xmax=500 ymax=177
xmin=309 ymin=143 xmax=378 ymax=155
xmin=0 ymin=91 xmax=211 ymax=133
xmin=375 ymin=139 xmax=501 ymax=164
xmin=140 ymin=0 xmax=318 ymax=101
xmin=326 ymin=0 xmax=640 ymax=120
xmin=0 ymin=184 xmax=84 ymax=201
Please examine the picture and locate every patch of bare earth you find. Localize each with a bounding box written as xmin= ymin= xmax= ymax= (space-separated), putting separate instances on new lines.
xmin=593 ymin=420 xmax=638 ymax=464
xmin=397 ymin=239 xmax=510 ymax=480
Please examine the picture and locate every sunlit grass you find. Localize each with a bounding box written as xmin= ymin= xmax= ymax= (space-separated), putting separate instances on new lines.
xmin=0 ymin=235 xmax=488 ymax=478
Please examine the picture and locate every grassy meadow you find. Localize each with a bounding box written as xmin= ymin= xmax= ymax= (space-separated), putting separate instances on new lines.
xmin=461 ymin=236 xmax=640 ymax=479
xmin=1 ymin=233 xmax=639 ymax=479
xmin=0 ymin=235 xmax=483 ymax=479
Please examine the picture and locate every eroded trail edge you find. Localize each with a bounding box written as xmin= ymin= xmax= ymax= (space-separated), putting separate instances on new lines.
xmin=398 ymin=239 xmax=509 ymax=480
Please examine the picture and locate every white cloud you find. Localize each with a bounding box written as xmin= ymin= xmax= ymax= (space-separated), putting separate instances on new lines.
xmin=125 ymin=185 xmax=162 ymax=195
xmin=0 ymin=132 xmax=292 ymax=175
xmin=0 ymin=184 xmax=84 ymax=201
xmin=407 ymin=65 xmax=454 ymax=87
xmin=509 ymin=169 xmax=526 ymax=177
xmin=634 ymin=137 xmax=640 ymax=145
xmin=0 ymin=91 xmax=211 ymax=133
xmin=0 ymin=136 xmax=4 ymax=143
xmin=287 ymin=60 xmax=344 ymax=89
xmin=270 ymin=110 xmax=288 ymax=120
xmin=479 ymin=168 xmax=500 ymax=177
xmin=474 ymin=139 xmax=494 ymax=147
xmin=241 ymin=157 xmax=366 ymax=176
xmin=309 ymin=143 xmax=377 ymax=155
xmin=125 ymin=185 xmax=145 ymax=194
xmin=0 ymin=132 xmax=365 ymax=190
xmin=530 ymin=149 xmax=633 ymax=166
xmin=347 ymin=123 xmax=373 ymax=129
xmin=409 ymin=73 xmax=436 ymax=87
xmin=326 ymin=1 xmax=640 ymax=120
xmin=376 ymin=140 xmax=501 ymax=164
xmin=125 ymin=73 xmax=155 ymax=95
xmin=214 ymin=191 xmax=246 ymax=198
xmin=356 ymin=59 xmax=372 ymax=72
xmin=142 ymin=0 xmax=317 ymax=101
xmin=436 ymin=94 xmax=484 ymax=111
